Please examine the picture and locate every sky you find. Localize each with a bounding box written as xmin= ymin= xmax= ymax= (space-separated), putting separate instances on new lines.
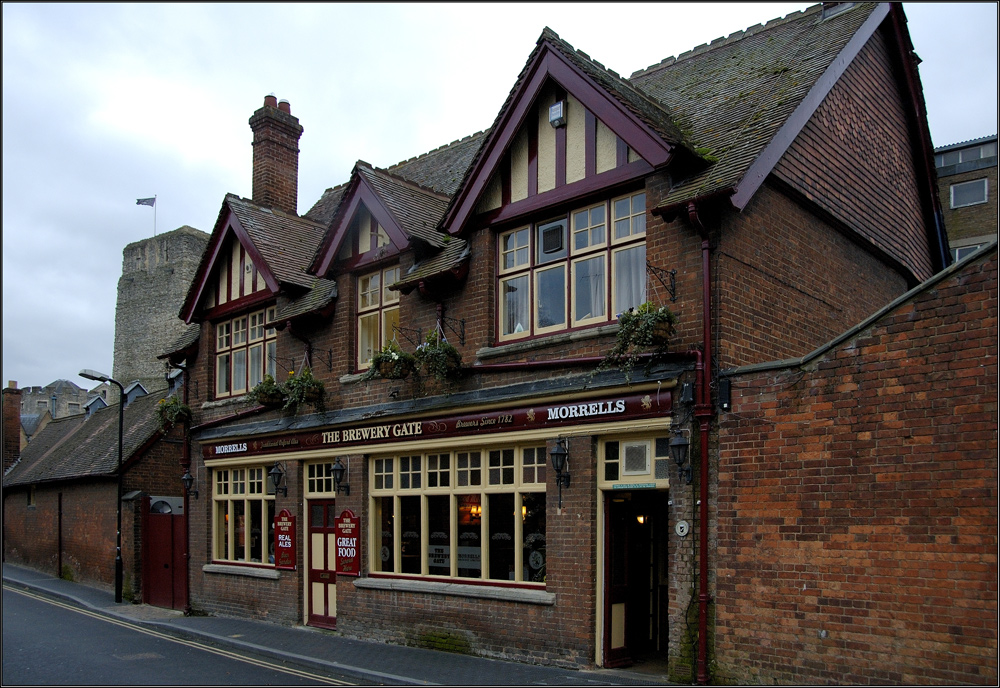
xmin=2 ymin=3 xmax=997 ymax=393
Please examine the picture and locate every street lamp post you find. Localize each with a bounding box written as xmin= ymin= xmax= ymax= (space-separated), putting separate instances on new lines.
xmin=80 ymin=369 xmax=125 ymax=604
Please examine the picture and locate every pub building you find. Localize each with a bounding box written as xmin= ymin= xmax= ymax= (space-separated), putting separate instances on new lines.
xmin=164 ymin=4 xmax=949 ymax=679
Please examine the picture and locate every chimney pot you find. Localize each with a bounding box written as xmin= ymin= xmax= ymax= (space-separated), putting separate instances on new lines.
xmin=264 ymin=94 xmax=278 ymax=108
xmin=278 ymin=99 xmax=291 ymax=114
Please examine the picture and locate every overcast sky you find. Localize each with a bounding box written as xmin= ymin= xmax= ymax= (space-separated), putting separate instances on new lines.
xmin=2 ymin=3 xmax=997 ymax=392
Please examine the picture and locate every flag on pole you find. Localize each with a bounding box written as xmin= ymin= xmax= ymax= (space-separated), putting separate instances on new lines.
xmin=136 ymin=197 xmax=156 ymax=207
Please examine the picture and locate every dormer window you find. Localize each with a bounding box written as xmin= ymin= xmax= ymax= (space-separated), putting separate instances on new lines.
xmin=498 ymin=191 xmax=646 ymax=342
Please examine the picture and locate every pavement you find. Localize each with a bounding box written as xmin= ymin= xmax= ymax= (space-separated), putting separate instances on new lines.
xmin=2 ymin=562 xmax=675 ymax=686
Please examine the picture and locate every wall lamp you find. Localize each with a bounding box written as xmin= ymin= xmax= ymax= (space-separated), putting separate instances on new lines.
xmin=181 ymin=468 xmax=199 ymax=499
xmin=331 ymin=458 xmax=350 ymax=496
xmin=549 ymin=438 xmax=570 ymax=508
xmin=269 ymin=461 xmax=288 ymax=496
xmin=670 ymin=432 xmax=692 ymax=485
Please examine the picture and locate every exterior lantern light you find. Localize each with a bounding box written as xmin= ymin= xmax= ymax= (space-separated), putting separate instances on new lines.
xmin=331 ymin=458 xmax=350 ymax=496
xmin=670 ymin=432 xmax=692 ymax=485
xmin=79 ymin=368 xmax=125 ymax=604
xmin=549 ymin=438 xmax=570 ymax=507
xmin=269 ymin=461 xmax=288 ymax=496
xmin=181 ymin=468 xmax=198 ymax=499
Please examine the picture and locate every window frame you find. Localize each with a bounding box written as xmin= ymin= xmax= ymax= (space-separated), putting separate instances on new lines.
xmin=950 ymin=178 xmax=989 ymax=209
xmin=357 ymin=265 xmax=401 ymax=370
xmin=495 ymin=191 xmax=646 ymax=343
xmin=215 ymin=306 xmax=277 ymax=399
xmin=212 ymin=464 xmax=277 ymax=566
xmin=369 ymin=444 xmax=547 ymax=584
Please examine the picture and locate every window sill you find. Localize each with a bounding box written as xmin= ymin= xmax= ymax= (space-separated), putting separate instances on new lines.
xmin=354 ymin=576 xmax=555 ymax=605
xmin=203 ymin=563 xmax=281 ymax=579
xmin=477 ymin=322 xmax=618 ymax=360
xmin=201 ymin=395 xmax=249 ymax=410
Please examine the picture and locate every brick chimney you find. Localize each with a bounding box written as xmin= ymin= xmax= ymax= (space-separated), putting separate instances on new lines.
xmin=3 ymin=381 xmax=22 ymax=471
xmin=249 ymin=94 xmax=304 ymax=215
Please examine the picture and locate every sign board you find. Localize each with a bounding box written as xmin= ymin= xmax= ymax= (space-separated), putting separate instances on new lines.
xmin=274 ymin=509 xmax=296 ymax=570
xmin=335 ymin=509 xmax=360 ymax=577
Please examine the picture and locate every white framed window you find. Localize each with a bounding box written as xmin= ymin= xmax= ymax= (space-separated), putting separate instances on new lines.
xmin=215 ymin=307 xmax=277 ymax=398
xmin=496 ymin=191 xmax=646 ymax=341
xmin=950 ymin=179 xmax=989 ymax=208
xmin=357 ymin=265 xmax=400 ymax=370
xmin=212 ymin=465 xmax=276 ymax=565
xmin=371 ymin=444 xmax=546 ymax=583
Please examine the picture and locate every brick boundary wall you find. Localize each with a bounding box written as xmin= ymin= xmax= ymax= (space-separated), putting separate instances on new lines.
xmin=714 ymin=245 xmax=997 ymax=684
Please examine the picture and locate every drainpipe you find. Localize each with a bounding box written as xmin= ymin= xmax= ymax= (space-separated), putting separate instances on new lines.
xmin=181 ymin=365 xmax=192 ymax=614
xmin=687 ymin=201 xmax=714 ymax=685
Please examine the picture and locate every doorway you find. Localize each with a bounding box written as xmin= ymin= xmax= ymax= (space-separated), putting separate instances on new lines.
xmin=602 ymin=490 xmax=668 ymax=668
xmin=307 ymin=499 xmax=338 ymax=629
xmin=143 ymin=496 xmax=187 ymax=610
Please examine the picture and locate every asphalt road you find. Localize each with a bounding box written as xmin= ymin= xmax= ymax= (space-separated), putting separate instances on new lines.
xmin=2 ymin=586 xmax=362 ymax=686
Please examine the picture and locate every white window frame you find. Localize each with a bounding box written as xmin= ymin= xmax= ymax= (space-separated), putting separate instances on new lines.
xmin=495 ymin=192 xmax=646 ymax=342
xmin=215 ymin=307 xmax=277 ymax=399
xmin=357 ymin=266 xmax=400 ymax=370
xmin=950 ymin=178 xmax=989 ymax=209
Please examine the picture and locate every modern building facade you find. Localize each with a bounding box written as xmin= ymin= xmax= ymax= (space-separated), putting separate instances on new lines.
xmin=935 ymin=134 xmax=998 ymax=261
xmin=156 ymin=3 xmax=994 ymax=684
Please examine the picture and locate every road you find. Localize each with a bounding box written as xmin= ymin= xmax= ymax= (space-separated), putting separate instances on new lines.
xmin=2 ymin=585 xmax=364 ymax=686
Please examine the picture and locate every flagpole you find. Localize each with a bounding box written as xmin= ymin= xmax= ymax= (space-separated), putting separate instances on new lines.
xmin=154 ymin=195 xmax=157 ymax=236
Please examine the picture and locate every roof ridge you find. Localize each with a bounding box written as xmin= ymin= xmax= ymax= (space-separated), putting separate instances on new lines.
xmin=364 ymin=163 xmax=453 ymax=201
xmin=387 ymin=131 xmax=487 ymax=172
xmin=629 ymin=3 xmax=822 ymax=79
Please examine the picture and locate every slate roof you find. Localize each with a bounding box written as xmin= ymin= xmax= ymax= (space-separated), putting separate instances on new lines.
xmin=629 ymin=2 xmax=878 ymax=209
xmin=3 ymin=390 xmax=169 ymax=487
xmin=226 ymin=194 xmax=328 ymax=290
xmin=161 ymin=322 xmax=201 ymax=359
xmin=275 ymin=277 xmax=339 ymax=321
xmin=20 ymin=413 xmax=46 ymax=437
xmin=386 ymin=132 xmax=486 ymax=197
xmin=355 ymin=163 xmax=451 ymax=248
xmin=392 ymin=238 xmax=471 ymax=292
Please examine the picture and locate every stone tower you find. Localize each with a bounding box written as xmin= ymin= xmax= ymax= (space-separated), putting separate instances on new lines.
xmin=112 ymin=225 xmax=209 ymax=394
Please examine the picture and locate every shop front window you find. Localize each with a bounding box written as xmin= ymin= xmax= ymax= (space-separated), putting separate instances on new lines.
xmin=212 ymin=465 xmax=276 ymax=565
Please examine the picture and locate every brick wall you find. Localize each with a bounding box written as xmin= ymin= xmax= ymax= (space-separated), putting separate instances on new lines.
xmin=3 ymin=384 xmax=21 ymax=471
xmin=715 ymin=246 xmax=998 ymax=684
xmin=250 ymin=96 xmax=303 ymax=216
xmin=938 ymin=164 xmax=998 ymax=246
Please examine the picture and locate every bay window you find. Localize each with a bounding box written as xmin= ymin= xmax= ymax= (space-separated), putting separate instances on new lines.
xmin=498 ymin=191 xmax=646 ymax=341
xmin=371 ymin=444 xmax=547 ymax=583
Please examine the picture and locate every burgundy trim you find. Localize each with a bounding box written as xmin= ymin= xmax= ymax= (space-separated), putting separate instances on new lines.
xmin=501 ymin=154 xmax=511 ymax=207
xmin=201 ymin=292 xmax=276 ymax=322
xmin=312 ymin=172 xmax=411 ymax=276
xmin=443 ymin=46 xmax=674 ymax=235
xmin=181 ymin=206 xmax=281 ymax=323
xmin=585 ymin=109 xmax=597 ymax=178
xmin=239 ymin=243 xmax=246 ymax=299
xmin=616 ymin=137 xmax=628 ymax=168
xmin=475 ymin=159 xmax=653 ymax=230
xmin=729 ymin=3 xmax=891 ymax=210
xmin=528 ymin=109 xmax=538 ymax=198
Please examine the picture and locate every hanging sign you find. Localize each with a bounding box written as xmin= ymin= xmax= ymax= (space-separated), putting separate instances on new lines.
xmin=274 ymin=509 xmax=296 ymax=570
xmin=334 ymin=509 xmax=360 ymax=577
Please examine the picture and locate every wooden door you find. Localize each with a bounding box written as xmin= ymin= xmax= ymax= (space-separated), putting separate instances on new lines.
xmin=143 ymin=500 xmax=187 ymax=610
xmin=604 ymin=493 xmax=633 ymax=668
xmin=307 ymin=500 xmax=338 ymax=629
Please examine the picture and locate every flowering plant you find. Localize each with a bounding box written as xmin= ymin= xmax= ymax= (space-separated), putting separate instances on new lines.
xmin=365 ymin=341 xmax=417 ymax=380
xmin=282 ymin=368 xmax=325 ymax=413
xmin=596 ymin=301 xmax=677 ymax=385
xmin=414 ymin=330 xmax=462 ymax=383
xmin=246 ymin=374 xmax=286 ymax=407
xmin=156 ymin=395 xmax=192 ymax=429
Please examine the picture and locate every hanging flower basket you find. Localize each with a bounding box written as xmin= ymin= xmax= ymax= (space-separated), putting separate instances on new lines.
xmin=415 ymin=330 xmax=462 ymax=383
xmin=281 ymin=368 xmax=325 ymax=413
xmin=246 ymin=374 xmax=286 ymax=408
xmin=596 ymin=301 xmax=678 ymax=385
xmin=156 ymin=395 xmax=192 ymax=429
xmin=366 ymin=341 xmax=418 ymax=381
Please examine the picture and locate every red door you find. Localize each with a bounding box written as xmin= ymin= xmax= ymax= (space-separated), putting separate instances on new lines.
xmin=604 ymin=493 xmax=633 ymax=667
xmin=308 ymin=500 xmax=338 ymax=629
xmin=143 ymin=498 xmax=187 ymax=610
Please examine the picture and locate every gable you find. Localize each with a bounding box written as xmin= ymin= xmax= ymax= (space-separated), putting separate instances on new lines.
xmin=443 ymin=37 xmax=681 ymax=235
xmin=198 ymin=226 xmax=276 ymax=316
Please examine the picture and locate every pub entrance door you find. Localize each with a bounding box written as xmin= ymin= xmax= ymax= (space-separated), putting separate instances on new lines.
xmin=602 ymin=490 xmax=668 ymax=668
xmin=307 ymin=499 xmax=338 ymax=629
